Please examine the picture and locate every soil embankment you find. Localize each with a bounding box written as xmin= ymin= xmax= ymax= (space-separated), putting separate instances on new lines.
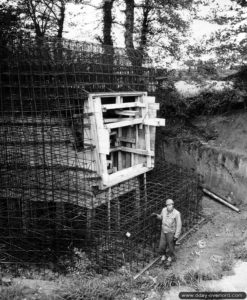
xmin=160 ymin=110 xmax=247 ymax=205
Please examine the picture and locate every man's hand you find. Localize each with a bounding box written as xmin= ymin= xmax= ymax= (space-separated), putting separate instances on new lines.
xmin=173 ymin=237 xmax=178 ymax=243
xmin=151 ymin=213 xmax=158 ymax=217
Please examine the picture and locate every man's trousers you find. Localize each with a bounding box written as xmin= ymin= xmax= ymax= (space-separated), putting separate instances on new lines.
xmin=158 ymin=231 xmax=175 ymax=258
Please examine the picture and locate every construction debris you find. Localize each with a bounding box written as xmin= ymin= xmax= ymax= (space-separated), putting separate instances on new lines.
xmin=203 ymin=188 xmax=240 ymax=213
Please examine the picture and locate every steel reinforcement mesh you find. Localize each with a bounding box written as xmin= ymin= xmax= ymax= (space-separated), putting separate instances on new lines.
xmin=0 ymin=35 xmax=202 ymax=272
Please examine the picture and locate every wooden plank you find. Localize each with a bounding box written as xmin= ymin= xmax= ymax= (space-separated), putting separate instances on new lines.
xmin=118 ymin=137 xmax=136 ymax=144
xmin=102 ymin=102 xmax=146 ymax=111
xmin=98 ymin=128 xmax=110 ymax=154
xmin=109 ymin=147 xmax=121 ymax=153
xmin=109 ymin=146 xmax=154 ymax=156
xmin=92 ymin=97 xmax=109 ymax=181
xmin=87 ymin=97 xmax=101 ymax=176
xmin=148 ymin=103 xmax=160 ymax=110
xmin=115 ymin=110 xmax=139 ymax=116
xmin=121 ymin=146 xmax=154 ymax=156
xmin=102 ymin=164 xmax=150 ymax=188
xmin=90 ymin=91 xmax=147 ymax=98
xmin=104 ymin=118 xmax=131 ymax=123
xmin=105 ymin=118 xmax=143 ymax=129
xmin=143 ymin=118 xmax=165 ymax=127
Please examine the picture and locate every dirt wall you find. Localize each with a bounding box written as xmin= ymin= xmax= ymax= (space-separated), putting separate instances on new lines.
xmin=162 ymin=138 xmax=247 ymax=205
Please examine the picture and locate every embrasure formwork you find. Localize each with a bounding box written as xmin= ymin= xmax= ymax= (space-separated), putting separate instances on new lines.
xmin=0 ymin=35 xmax=202 ymax=271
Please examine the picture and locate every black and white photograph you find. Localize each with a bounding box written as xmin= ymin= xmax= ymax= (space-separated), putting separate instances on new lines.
xmin=0 ymin=0 xmax=247 ymax=299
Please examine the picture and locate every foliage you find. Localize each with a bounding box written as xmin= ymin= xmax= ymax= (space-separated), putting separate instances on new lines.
xmin=17 ymin=0 xmax=66 ymax=37
xmin=0 ymin=0 xmax=67 ymax=38
xmin=0 ymin=284 xmax=27 ymax=300
xmin=123 ymin=0 xmax=193 ymax=65
xmin=188 ymin=0 xmax=247 ymax=67
xmin=0 ymin=3 xmax=22 ymax=48
xmin=159 ymin=87 xmax=239 ymax=119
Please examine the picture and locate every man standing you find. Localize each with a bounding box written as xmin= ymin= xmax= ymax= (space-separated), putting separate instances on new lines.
xmin=152 ymin=199 xmax=182 ymax=265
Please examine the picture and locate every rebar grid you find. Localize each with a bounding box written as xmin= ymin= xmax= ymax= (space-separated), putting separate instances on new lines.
xmin=0 ymin=35 xmax=202 ymax=272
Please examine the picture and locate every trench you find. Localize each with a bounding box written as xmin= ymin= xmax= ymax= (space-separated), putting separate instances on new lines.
xmin=159 ymin=132 xmax=247 ymax=206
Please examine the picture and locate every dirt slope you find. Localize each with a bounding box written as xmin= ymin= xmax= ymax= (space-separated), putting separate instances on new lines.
xmin=192 ymin=110 xmax=247 ymax=156
xmin=146 ymin=196 xmax=247 ymax=299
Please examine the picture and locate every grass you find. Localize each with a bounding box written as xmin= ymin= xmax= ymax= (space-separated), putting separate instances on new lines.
xmin=3 ymin=235 xmax=247 ymax=300
xmin=0 ymin=264 xmax=232 ymax=300
xmin=0 ymin=283 xmax=57 ymax=300
xmin=0 ymin=284 xmax=26 ymax=300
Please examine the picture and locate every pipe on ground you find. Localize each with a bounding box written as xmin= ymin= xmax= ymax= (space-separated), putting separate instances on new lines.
xmin=203 ymin=188 xmax=240 ymax=213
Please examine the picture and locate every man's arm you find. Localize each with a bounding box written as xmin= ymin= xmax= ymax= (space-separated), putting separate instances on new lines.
xmin=151 ymin=209 xmax=163 ymax=220
xmin=156 ymin=212 xmax=162 ymax=220
xmin=174 ymin=212 xmax=182 ymax=239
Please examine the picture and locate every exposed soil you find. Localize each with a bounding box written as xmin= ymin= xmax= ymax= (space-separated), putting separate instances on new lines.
xmin=192 ymin=110 xmax=247 ymax=155
xmin=146 ymin=196 xmax=247 ymax=299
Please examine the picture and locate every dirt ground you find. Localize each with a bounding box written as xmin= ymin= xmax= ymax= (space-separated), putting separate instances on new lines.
xmin=146 ymin=195 xmax=247 ymax=299
xmin=173 ymin=195 xmax=247 ymax=276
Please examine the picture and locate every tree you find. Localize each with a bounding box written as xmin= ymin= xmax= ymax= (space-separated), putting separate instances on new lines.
xmin=18 ymin=0 xmax=66 ymax=38
xmin=123 ymin=0 xmax=192 ymax=66
xmin=102 ymin=0 xmax=115 ymax=46
xmin=0 ymin=3 xmax=21 ymax=41
xmin=0 ymin=3 xmax=21 ymax=59
xmin=186 ymin=0 xmax=247 ymax=67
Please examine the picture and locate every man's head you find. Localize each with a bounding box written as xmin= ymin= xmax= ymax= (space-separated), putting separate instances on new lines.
xmin=166 ymin=199 xmax=174 ymax=212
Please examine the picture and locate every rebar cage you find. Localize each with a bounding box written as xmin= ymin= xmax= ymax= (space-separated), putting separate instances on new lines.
xmin=0 ymin=35 xmax=202 ymax=272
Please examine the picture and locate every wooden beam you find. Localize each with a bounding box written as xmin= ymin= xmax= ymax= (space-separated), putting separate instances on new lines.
xmin=105 ymin=118 xmax=143 ymax=129
xmin=104 ymin=118 xmax=132 ymax=123
xmin=115 ymin=110 xmax=139 ymax=117
xmin=117 ymin=137 xmax=136 ymax=144
xmin=109 ymin=146 xmax=154 ymax=156
xmin=148 ymin=103 xmax=160 ymax=110
xmin=143 ymin=118 xmax=165 ymax=127
xmin=102 ymin=164 xmax=151 ymax=188
xmin=121 ymin=146 xmax=154 ymax=156
xmin=109 ymin=147 xmax=121 ymax=153
xmin=92 ymin=97 xmax=109 ymax=179
xmin=90 ymin=91 xmax=147 ymax=98
xmin=102 ymin=102 xmax=146 ymax=111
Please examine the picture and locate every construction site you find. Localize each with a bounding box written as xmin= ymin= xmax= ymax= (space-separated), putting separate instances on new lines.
xmin=0 ymin=35 xmax=203 ymax=274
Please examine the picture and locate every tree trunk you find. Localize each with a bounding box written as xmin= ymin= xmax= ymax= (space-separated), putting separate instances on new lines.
xmin=103 ymin=0 xmax=114 ymax=46
xmin=124 ymin=0 xmax=135 ymax=50
xmin=124 ymin=0 xmax=145 ymax=67
xmin=137 ymin=0 xmax=151 ymax=66
xmin=57 ymin=0 xmax=65 ymax=38
xmin=139 ymin=0 xmax=150 ymax=53
xmin=102 ymin=0 xmax=115 ymax=79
